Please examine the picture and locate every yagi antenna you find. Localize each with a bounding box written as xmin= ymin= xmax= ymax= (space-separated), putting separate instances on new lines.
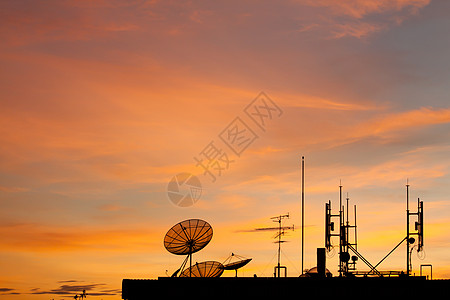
xmin=255 ymin=213 xmax=294 ymax=277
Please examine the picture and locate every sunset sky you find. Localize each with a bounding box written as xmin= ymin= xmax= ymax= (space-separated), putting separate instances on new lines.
xmin=1 ymin=0 xmax=450 ymax=298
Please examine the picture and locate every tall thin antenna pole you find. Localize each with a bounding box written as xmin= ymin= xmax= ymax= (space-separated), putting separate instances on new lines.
xmin=346 ymin=193 xmax=349 ymax=231
xmin=354 ymin=205 xmax=357 ymax=251
xmin=346 ymin=193 xmax=349 ymax=253
xmin=406 ymin=179 xmax=410 ymax=276
xmin=339 ymin=180 xmax=343 ymax=218
xmin=301 ymin=156 xmax=305 ymax=275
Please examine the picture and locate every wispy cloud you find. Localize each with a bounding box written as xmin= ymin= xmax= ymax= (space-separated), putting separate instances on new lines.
xmin=0 ymin=222 xmax=160 ymax=253
xmin=30 ymin=282 xmax=119 ymax=296
xmin=0 ymin=287 xmax=19 ymax=295
xmin=296 ymin=0 xmax=431 ymax=39
xmin=302 ymin=0 xmax=430 ymax=19
xmin=0 ymin=0 xmax=142 ymax=46
xmin=330 ymin=21 xmax=387 ymax=39
xmin=357 ymin=107 xmax=450 ymax=136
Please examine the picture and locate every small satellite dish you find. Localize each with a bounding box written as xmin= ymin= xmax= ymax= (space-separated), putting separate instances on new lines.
xmin=223 ymin=258 xmax=252 ymax=270
xmin=223 ymin=253 xmax=252 ymax=277
xmin=179 ymin=261 xmax=224 ymax=278
xmin=340 ymin=252 xmax=350 ymax=262
xmin=164 ymin=219 xmax=213 ymax=255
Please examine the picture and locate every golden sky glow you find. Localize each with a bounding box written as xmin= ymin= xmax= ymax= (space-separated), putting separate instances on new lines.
xmin=1 ymin=0 xmax=450 ymax=299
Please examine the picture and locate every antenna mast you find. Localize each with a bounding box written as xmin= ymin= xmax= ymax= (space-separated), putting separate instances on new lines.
xmin=405 ymin=180 xmax=424 ymax=276
xmin=325 ymin=182 xmax=362 ymax=276
xmin=301 ymin=156 xmax=305 ymax=275
xmin=253 ymin=214 xmax=294 ymax=277
xmin=271 ymin=213 xmax=291 ymax=277
xmin=406 ymin=179 xmax=410 ymax=276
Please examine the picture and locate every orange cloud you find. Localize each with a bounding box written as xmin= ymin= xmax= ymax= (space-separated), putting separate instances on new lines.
xmin=0 ymin=222 xmax=161 ymax=253
xmin=287 ymin=105 xmax=450 ymax=151
xmin=355 ymin=107 xmax=450 ymax=137
xmin=331 ymin=21 xmax=387 ymax=39
xmin=279 ymin=92 xmax=382 ymax=111
xmin=0 ymin=1 xmax=142 ymax=46
xmin=302 ymin=0 xmax=430 ymax=19
xmin=296 ymin=0 xmax=430 ymax=39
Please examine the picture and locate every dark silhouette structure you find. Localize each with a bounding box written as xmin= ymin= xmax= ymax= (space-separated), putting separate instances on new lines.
xmin=253 ymin=213 xmax=293 ymax=277
xmin=122 ymin=160 xmax=449 ymax=298
xmin=122 ymin=276 xmax=449 ymax=299
xmin=222 ymin=253 xmax=252 ymax=277
xmin=324 ymin=182 xmax=425 ymax=277
xmin=122 ymin=189 xmax=448 ymax=299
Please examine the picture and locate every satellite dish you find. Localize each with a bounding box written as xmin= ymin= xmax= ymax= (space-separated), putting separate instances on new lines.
xmin=164 ymin=219 xmax=213 ymax=255
xmin=223 ymin=253 xmax=252 ymax=277
xmin=164 ymin=219 xmax=214 ymax=277
xmin=303 ymin=266 xmax=332 ymax=277
xmin=223 ymin=258 xmax=252 ymax=270
xmin=340 ymin=252 xmax=350 ymax=262
xmin=179 ymin=261 xmax=224 ymax=278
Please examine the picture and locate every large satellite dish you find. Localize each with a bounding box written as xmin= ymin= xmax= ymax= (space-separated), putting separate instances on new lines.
xmin=164 ymin=219 xmax=213 ymax=255
xmin=164 ymin=219 xmax=213 ymax=277
xmin=179 ymin=261 xmax=224 ymax=278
